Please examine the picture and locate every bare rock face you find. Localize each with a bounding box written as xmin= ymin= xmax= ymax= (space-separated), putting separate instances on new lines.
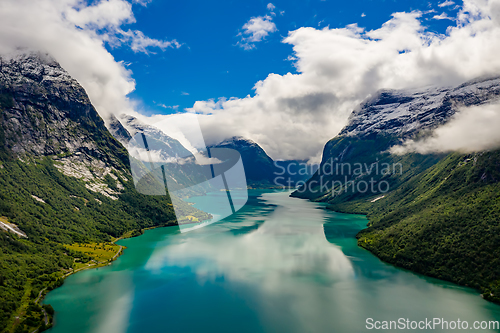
xmin=0 ymin=51 xmax=128 ymax=198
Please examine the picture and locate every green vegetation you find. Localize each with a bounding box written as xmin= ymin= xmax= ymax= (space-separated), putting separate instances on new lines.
xmin=0 ymin=157 xmax=208 ymax=333
xmin=329 ymin=150 xmax=500 ymax=304
xmin=291 ymin=135 xmax=443 ymax=202
xmin=64 ymin=242 xmax=122 ymax=270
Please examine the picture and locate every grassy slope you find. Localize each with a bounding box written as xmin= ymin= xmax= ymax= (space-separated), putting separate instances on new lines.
xmin=330 ymin=151 xmax=500 ymax=303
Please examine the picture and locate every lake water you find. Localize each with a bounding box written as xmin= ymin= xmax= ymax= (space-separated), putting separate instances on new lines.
xmin=44 ymin=190 xmax=500 ymax=333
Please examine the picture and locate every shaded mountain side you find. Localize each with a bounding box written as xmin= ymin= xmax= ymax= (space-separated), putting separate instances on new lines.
xmin=0 ymin=53 xmax=209 ymax=333
xmin=209 ymin=136 xmax=276 ymax=186
xmin=290 ymin=135 xmax=443 ymax=202
xmin=210 ymin=136 xmax=317 ymax=188
xmin=107 ymin=114 xmax=132 ymax=146
xmin=330 ymin=150 xmax=500 ymax=303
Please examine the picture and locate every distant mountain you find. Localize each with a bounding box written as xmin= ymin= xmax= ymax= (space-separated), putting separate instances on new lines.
xmin=108 ymin=114 xmax=131 ymax=146
xmin=116 ymin=114 xmax=216 ymax=198
xmin=209 ymin=136 xmax=317 ymax=188
xmin=210 ymin=136 xmax=276 ymax=186
xmin=293 ymin=76 xmax=500 ymax=304
xmin=0 ymin=52 xmax=209 ymax=332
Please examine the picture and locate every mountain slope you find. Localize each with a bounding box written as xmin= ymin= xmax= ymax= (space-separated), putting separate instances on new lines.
xmin=292 ymin=76 xmax=500 ymax=203
xmin=209 ymin=136 xmax=277 ymax=186
xmin=294 ymin=76 xmax=500 ymax=303
xmin=210 ymin=136 xmax=317 ymax=187
xmin=344 ymin=151 xmax=500 ymax=303
xmin=0 ymin=53 xmax=208 ymax=333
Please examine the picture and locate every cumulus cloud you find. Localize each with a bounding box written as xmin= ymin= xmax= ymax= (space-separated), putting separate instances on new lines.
xmin=156 ymin=103 xmax=179 ymax=110
xmin=0 ymin=0 xmax=181 ymax=124
xmin=178 ymin=1 xmax=500 ymax=161
xmin=237 ymin=5 xmax=278 ymax=50
xmin=439 ymin=0 xmax=456 ymax=7
xmin=391 ymin=101 xmax=500 ymax=154
xmin=433 ymin=12 xmax=455 ymax=20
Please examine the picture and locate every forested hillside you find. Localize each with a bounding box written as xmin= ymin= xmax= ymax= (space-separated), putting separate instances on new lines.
xmin=0 ymin=53 xmax=208 ymax=333
xmin=332 ymin=150 xmax=500 ymax=303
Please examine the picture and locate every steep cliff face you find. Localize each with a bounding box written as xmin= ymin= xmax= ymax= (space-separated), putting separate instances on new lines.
xmin=0 ymin=52 xmax=129 ymax=199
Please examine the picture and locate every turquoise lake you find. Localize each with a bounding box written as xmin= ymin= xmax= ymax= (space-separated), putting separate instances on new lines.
xmin=44 ymin=190 xmax=500 ymax=332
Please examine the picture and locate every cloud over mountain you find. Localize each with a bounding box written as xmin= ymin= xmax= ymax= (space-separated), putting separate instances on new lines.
xmin=0 ymin=0 xmax=180 ymax=124
xmin=189 ymin=0 xmax=500 ymax=161
xmin=2 ymin=0 xmax=500 ymax=161
xmin=391 ymin=101 xmax=500 ymax=155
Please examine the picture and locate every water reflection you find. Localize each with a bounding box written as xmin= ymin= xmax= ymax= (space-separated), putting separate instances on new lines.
xmin=146 ymin=193 xmax=355 ymax=290
xmin=44 ymin=191 xmax=500 ymax=333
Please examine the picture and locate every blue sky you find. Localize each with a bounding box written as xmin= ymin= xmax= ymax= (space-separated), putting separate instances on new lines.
xmin=109 ymin=0 xmax=461 ymax=116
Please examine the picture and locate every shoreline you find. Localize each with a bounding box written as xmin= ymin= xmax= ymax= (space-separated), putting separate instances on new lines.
xmin=31 ymin=235 xmax=129 ymax=332
xmin=325 ymin=204 xmax=500 ymax=306
xmin=33 ymin=221 xmax=184 ymax=332
xmin=291 ymin=192 xmax=500 ymax=306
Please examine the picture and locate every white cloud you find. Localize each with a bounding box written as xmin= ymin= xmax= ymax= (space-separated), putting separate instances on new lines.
xmin=3 ymin=0 xmax=500 ymax=162
xmin=157 ymin=103 xmax=179 ymax=110
xmin=439 ymin=0 xmax=456 ymax=7
xmin=133 ymin=0 xmax=152 ymax=6
xmin=361 ymin=13 xmax=366 ymax=17
xmin=391 ymin=101 xmax=500 ymax=154
xmin=237 ymin=4 xmax=278 ymax=50
xmin=433 ymin=12 xmax=455 ymax=20
xmin=181 ymin=1 xmax=500 ymax=161
xmin=237 ymin=16 xmax=277 ymax=50
xmin=0 ymin=0 xmax=181 ymax=124
xmin=121 ymin=30 xmax=181 ymax=54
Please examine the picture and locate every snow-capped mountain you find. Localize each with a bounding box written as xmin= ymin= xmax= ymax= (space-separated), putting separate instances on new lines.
xmin=341 ymin=76 xmax=500 ymax=139
xmin=120 ymin=114 xmax=193 ymax=159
